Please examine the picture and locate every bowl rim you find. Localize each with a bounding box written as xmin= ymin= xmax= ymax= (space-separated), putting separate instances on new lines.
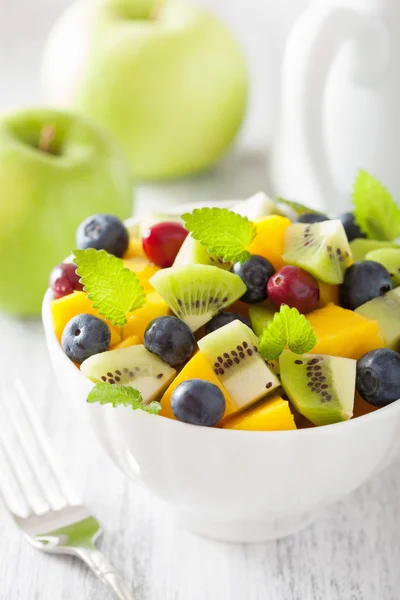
xmin=42 ymin=207 xmax=400 ymax=438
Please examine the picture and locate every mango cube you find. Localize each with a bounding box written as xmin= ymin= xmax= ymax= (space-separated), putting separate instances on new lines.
xmin=51 ymin=291 xmax=121 ymax=346
xmin=307 ymin=303 xmax=385 ymax=360
xmin=222 ymin=395 xmax=296 ymax=431
xmin=160 ymin=352 xmax=237 ymax=421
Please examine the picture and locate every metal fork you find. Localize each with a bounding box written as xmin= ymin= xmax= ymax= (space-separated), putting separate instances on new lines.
xmin=0 ymin=380 xmax=134 ymax=600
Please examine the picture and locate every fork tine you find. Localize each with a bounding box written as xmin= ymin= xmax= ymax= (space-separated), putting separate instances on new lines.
xmin=14 ymin=380 xmax=81 ymax=506
xmin=0 ymin=467 xmax=23 ymax=518
xmin=0 ymin=412 xmax=42 ymax=517
xmin=1 ymin=384 xmax=60 ymax=513
xmin=0 ymin=362 xmax=44 ymax=516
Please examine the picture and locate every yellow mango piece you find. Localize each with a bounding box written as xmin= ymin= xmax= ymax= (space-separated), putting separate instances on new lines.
xmin=123 ymin=258 xmax=160 ymax=291
xmin=160 ymin=352 xmax=237 ymax=421
xmin=247 ymin=216 xmax=291 ymax=270
xmin=123 ymin=237 xmax=145 ymax=259
xmin=111 ymin=335 xmax=141 ymax=350
xmin=318 ymin=282 xmax=339 ymax=307
xmin=222 ymin=395 xmax=296 ymax=431
xmin=307 ymin=303 xmax=385 ymax=360
xmin=123 ymin=291 xmax=170 ymax=342
xmin=51 ymin=291 xmax=121 ymax=346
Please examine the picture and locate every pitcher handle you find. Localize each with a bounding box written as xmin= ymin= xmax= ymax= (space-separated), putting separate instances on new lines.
xmin=281 ymin=2 xmax=363 ymax=208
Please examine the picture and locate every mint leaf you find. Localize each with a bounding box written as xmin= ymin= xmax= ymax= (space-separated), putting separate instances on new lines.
xmin=287 ymin=317 xmax=318 ymax=356
xmin=181 ymin=207 xmax=256 ymax=263
xmin=258 ymin=328 xmax=285 ymax=360
xmin=353 ymin=170 xmax=400 ymax=241
xmin=87 ymin=382 xmax=161 ymax=414
xmin=74 ymin=249 xmax=146 ymax=327
xmin=259 ymin=305 xmax=317 ymax=360
xmin=276 ymin=197 xmax=317 ymax=216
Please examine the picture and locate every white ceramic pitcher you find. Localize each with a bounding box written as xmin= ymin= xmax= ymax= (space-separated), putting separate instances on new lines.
xmin=270 ymin=0 xmax=400 ymax=214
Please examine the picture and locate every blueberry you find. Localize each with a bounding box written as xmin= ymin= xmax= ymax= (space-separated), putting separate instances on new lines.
xmin=295 ymin=212 xmax=329 ymax=224
xmin=231 ymin=255 xmax=275 ymax=304
xmin=76 ymin=214 xmax=129 ymax=257
xmin=356 ymin=348 xmax=400 ymax=407
xmin=144 ymin=316 xmax=195 ymax=367
xmin=205 ymin=311 xmax=251 ymax=335
xmin=171 ymin=379 xmax=226 ymax=426
xmin=340 ymin=261 xmax=393 ymax=310
xmin=338 ymin=212 xmax=366 ymax=242
xmin=62 ymin=314 xmax=110 ymax=364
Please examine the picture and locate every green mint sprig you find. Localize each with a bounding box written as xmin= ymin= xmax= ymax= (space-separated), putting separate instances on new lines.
xmin=259 ymin=305 xmax=317 ymax=361
xmin=181 ymin=207 xmax=257 ymax=263
xmin=74 ymin=249 xmax=146 ymax=327
xmin=87 ymin=382 xmax=161 ymax=414
xmin=353 ymin=170 xmax=400 ymax=241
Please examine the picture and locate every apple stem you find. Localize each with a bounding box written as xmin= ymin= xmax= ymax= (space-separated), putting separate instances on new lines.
xmin=149 ymin=0 xmax=165 ymax=20
xmin=38 ymin=125 xmax=57 ymax=154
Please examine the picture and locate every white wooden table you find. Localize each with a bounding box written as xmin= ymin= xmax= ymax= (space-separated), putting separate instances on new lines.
xmin=1 ymin=0 xmax=400 ymax=596
xmin=1 ymin=314 xmax=400 ymax=600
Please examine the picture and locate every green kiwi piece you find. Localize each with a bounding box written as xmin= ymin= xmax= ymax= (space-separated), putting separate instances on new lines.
xmin=234 ymin=192 xmax=299 ymax=221
xmin=248 ymin=302 xmax=277 ymax=337
xmin=365 ymin=248 xmax=400 ymax=287
xmin=81 ymin=345 xmax=176 ymax=403
xmin=234 ymin=191 xmax=296 ymax=220
xmin=248 ymin=303 xmax=280 ymax=374
xmin=279 ymin=350 xmax=355 ymax=426
xmin=283 ymin=220 xmax=352 ymax=284
xmin=198 ymin=320 xmax=280 ymax=409
xmin=173 ymin=234 xmax=231 ymax=270
xmin=150 ymin=264 xmax=246 ymax=332
xmin=356 ymin=287 xmax=400 ymax=350
xmin=349 ymin=239 xmax=398 ymax=262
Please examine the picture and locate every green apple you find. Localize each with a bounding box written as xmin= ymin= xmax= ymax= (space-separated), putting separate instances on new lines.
xmin=0 ymin=108 xmax=133 ymax=316
xmin=41 ymin=0 xmax=248 ymax=180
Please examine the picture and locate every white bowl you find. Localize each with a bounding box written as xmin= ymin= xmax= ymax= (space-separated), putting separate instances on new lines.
xmin=42 ymin=212 xmax=400 ymax=543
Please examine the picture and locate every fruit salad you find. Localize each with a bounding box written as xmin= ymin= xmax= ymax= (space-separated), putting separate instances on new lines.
xmin=48 ymin=173 xmax=400 ymax=431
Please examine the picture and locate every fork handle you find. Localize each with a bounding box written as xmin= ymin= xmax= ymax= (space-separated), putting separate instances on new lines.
xmin=77 ymin=548 xmax=135 ymax=600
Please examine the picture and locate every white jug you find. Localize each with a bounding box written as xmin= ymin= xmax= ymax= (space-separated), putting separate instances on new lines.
xmin=269 ymin=0 xmax=400 ymax=214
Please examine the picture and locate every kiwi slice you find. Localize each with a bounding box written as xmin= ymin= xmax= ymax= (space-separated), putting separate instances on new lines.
xmin=349 ymin=238 xmax=398 ymax=262
xmin=248 ymin=302 xmax=277 ymax=337
xmin=81 ymin=345 xmax=176 ymax=403
xmin=234 ymin=192 xmax=284 ymax=220
xmin=173 ymin=234 xmax=231 ymax=270
xmin=248 ymin=303 xmax=279 ymax=374
xmin=150 ymin=264 xmax=246 ymax=332
xmin=365 ymin=248 xmax=400 ymax=287
xmin=283 ymin=220 xmax=352 ymax=284
xmin=234 ymin=192 xmax=298 ymax=221
xmin=198 ymin=320 xmax=280 ymax=409
xmin=279 ymin=350 xmax=355 ymax=426
xmin=356 ymin=287 xmax=400 ymax=350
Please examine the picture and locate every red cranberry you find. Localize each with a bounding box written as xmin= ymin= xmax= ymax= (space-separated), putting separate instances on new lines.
xmin=267 ymin=265 xmax=320 ymax=314
xmin=50 ymin=263 xmax=83 ymax=298
xmin=142 ymin=222 xmax=188 ymax=268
